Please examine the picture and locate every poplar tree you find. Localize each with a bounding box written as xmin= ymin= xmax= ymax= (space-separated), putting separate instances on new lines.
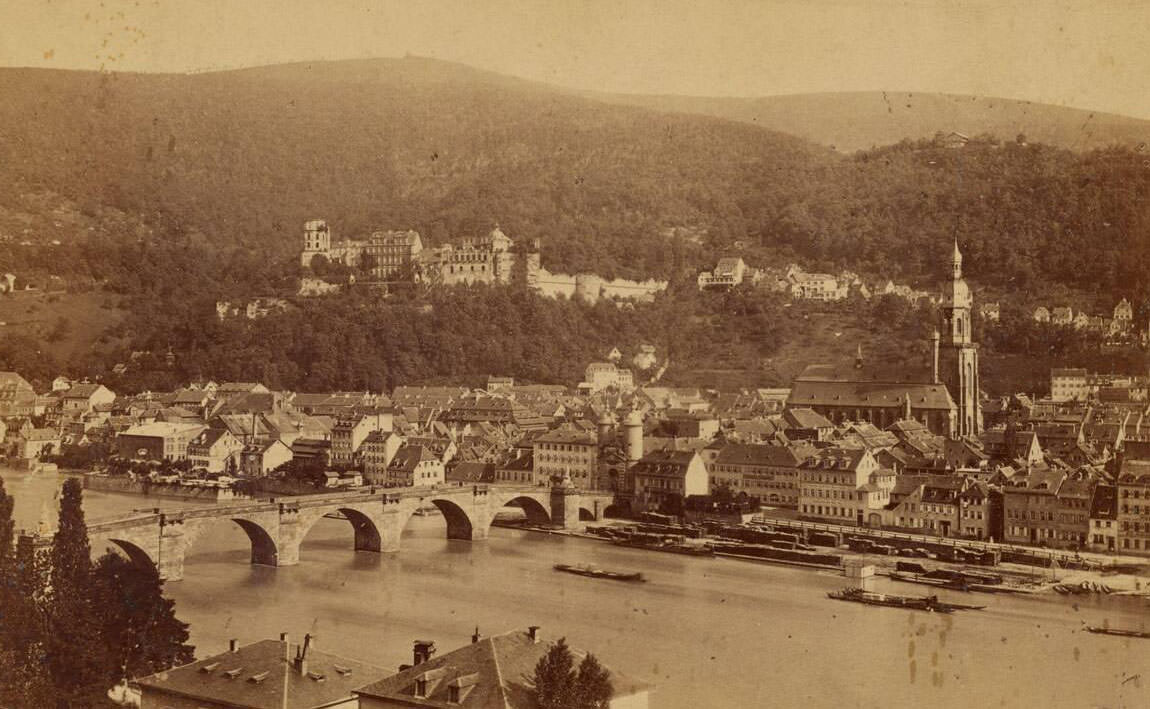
xmin=45 ymin=478 xmax=108 ymax=707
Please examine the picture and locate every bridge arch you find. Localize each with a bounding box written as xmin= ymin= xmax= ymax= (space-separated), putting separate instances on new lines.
xmin=578 ymin=506 xmax=598 ymax=521
xmin=296 ymin=507 xmax=385 ymax=555
xmin=231 ymin=518 xmax=279 ymax=567
xmin=500 ymin=495 xmax=552 ymax=525
xmin=430 ymin=498 xmax=475 ymax=541
xmin=105 ymin=538 xmax=157 ymax=570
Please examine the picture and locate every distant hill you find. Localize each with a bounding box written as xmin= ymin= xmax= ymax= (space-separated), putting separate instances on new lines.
xmin=3 ymin=57 xmax=1150 ymax=301
xmin=594 ymin=91 xmax=1150 ymax=153
xmin=0 ymin=57 xmax=832 ymax=281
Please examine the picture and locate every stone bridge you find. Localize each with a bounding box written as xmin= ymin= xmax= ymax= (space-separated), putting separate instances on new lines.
xmin=82 ymin=483 xmax=613 ymax=581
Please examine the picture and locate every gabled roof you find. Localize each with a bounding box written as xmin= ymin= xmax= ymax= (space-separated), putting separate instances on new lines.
xmin=782 ymin=408 xmax=834 ymax=430
xmin=354 ymin=629 xmax=648 ymax=708
xmin=388 ymin=444 xmax=437 ymax=472
xmin=714 ymin=443 xmax=808 ymax=468
xmin=137 ymin=638 xmax=385 ymax=709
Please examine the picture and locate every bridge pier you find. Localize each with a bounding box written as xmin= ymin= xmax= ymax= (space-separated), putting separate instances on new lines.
xmin=550 ymin=485 xmax=582 ymax=530
xmin=157 ymin=521 xmax=189 ymax=582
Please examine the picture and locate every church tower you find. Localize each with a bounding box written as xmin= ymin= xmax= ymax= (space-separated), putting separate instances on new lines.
xmin=937 ymin=239 xmax=981 ymax=437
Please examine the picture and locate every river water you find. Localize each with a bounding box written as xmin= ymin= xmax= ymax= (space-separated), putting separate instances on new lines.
xmin=4 ymin=468 xmax=1149 ymax=708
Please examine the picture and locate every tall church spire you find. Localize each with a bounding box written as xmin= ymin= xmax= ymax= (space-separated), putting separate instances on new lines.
xmin=938 ymin=238 xmax=980 ymax=438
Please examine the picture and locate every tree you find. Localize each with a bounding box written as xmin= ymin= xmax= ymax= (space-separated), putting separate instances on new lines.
xmin=572 ymin=654 xmax=613 ymax=709
xmin=91 ymin=553 xmax=194 ymax=684
xmin=0 ymin=521 xmax=54 ymax=708
xmin=45 ymin=478 xmax=109 ymax=707
xmin=533 ymin=638 xmax=577 ymax=709
xmin=532 ymin=638 xmax=614 ymax=709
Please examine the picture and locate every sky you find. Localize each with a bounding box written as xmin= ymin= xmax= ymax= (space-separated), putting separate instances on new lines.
xmin=4 ymin=0 xmax=1150 ymax=118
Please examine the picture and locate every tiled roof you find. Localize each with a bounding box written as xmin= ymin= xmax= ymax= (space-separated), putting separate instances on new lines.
xmin=355 ymin=630 xmax=649 ymax=708
xmin=137 ymin=638 xmax=385 ymax=709
xmin=789 ymin=379 xmax=955 ymax=411
xmin=782 ymin=407 xmax=834 ymax=430
xmin=714 ymin=443 xmax=808 ymax=468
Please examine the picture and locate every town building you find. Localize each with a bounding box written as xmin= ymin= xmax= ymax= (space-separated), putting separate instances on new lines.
xmin=137 ymin=634 xmax=386 ymax=709
xmin=798 ymin=447 xmax=894 ymax=526
xmin=0 ymin=371 xmax=36 ymax=418
xmin=439 ymin=396 xmax=551 ymax=431
xmin=1088 ymin=484 xmax=1118 ymax=552
xmin=697 ymin=257 xmax=748 ymax=289
xmin=1050 ymin=368 xmax=1090 ymax=402
xmin=187 ymin=429 xmax=244 ymax=473
xmin=330 ymin=412 xmax=392 ymax=469
xmin=1117 ymin=459 xmax=1150 ymax=554
xmin=385 ymin=444 xmax=446 ymax=487
xmin=630 ymin=449 xmax=708 ymax=513
xmin=355 ymin=628 xmax=650 ymax=709
xmin=1002 ymin=470 xmax=1095 ymax=549
xmin=241 ymin=439 xmax=294 ymax=477
xmin=710 ymin=443 xmax=812 ymax=508
xmin=532 ymin=427 xmax=599 ymax=489
xmin=117 ymin=422 xmax=207 ymax=462
xmin=580 ymin=362 xmax=635 ymax=393
xmin=58 ymin=382 xmax=116 ymax=415
xmin=362 ymin=430 xmax=405 ymax=485
xmin=789 ymin=270 xmax=846 ymax=301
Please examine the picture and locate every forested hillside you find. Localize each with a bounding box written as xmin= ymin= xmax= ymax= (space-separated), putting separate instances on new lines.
xmin=3 ymin=58 xmax=1150 ymax=298
xmin=2 ymin=57 xmax=1150 ymax=393
xmin=597 ymin=91 xmax=1150 ymax=153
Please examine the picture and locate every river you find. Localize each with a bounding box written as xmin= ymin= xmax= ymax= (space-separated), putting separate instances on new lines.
xmin=3 ymin=468 xmax=1149 ymax=708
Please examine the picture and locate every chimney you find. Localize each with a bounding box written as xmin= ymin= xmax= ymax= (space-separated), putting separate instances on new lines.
xmin=527 ymin=626 xmax=541 ymax=644
xmin=471 ymin=626 xmax=481 ymax=644
xmin=229 ymin=639 xmax=239 ymax=653
xmin=413 ymin=640 xmax=436 ymax=666
xmin=294 ymin=634 xmax=312 ymax=676
xmin=280 ymin=633 xmax=290 ymax=661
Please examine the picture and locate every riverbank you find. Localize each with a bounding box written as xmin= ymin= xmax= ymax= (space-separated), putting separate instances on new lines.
xmin=495 ymin=518 xmax=1150 ymax=599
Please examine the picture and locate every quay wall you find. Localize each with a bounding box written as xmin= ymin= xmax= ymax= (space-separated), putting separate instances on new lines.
xmin=82 ymin=475 xmax=244 ymax=502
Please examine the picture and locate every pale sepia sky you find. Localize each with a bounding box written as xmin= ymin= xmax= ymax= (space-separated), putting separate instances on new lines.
xmin=4 ymin=0 xmax=1150 ymax=118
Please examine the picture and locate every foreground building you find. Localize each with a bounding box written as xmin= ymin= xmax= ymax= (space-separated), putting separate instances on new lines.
xmin=355 ymin=628 xmax=650 ymax=709
xmin=138 ymin=634 xmax=386 ymax=709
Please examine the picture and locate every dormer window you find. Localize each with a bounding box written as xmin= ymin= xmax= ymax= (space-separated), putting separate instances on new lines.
xmin=415 ymin=679 xmax=428 ymax=698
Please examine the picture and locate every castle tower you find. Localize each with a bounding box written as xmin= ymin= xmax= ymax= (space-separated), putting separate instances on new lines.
xmin=937 ymin=239 xmax=981 ymax=437
xmin=300 ymin=219 xmax=331 ymax=268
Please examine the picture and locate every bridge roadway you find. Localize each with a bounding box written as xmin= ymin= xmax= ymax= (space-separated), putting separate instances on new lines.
xmin=75 ymin=482 xmax=613 ymax=581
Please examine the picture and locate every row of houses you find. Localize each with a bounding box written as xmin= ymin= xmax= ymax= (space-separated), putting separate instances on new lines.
xmin=137 ymin=626 xmax=651 ymax=709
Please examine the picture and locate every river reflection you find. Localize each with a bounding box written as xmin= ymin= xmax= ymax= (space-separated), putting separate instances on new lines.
xmin=4 ymin=469 xmax=1149 ymax=708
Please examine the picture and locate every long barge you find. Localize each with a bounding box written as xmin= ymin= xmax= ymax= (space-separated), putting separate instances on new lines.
xmin=828 ymin=587 xmax=984 ymax=613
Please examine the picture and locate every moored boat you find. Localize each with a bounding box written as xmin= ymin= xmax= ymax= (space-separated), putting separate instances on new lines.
xmin=1085 ymin=626 xmax=1150 ymax=639
xmin=827 ymin=587 xmax=982 ymax=613
xmin=553 ymin=563 xmax=645 ymax=582
xmin=612 ymin=538 xmax=715 ymax=557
